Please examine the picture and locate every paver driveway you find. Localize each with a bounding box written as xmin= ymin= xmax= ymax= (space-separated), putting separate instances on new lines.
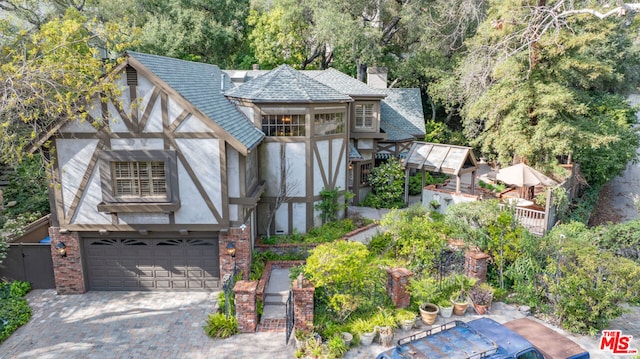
xmin=0 ymin=289 xmax=295 ymax=359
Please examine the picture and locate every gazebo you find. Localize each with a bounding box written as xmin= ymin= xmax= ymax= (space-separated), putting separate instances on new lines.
xmin=402 ymin=142 xmax=479 ymax=203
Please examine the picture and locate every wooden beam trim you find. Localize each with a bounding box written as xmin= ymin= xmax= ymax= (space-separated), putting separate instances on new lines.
xmin=127 ymin=56 xmax=251 ymax=156
xmin=169 ymin=138 xmax=224 ymax=224
xmin=138 ymin=87 xmax=161 ymax=132
xmin=65 ymin=139 xmax=105 ymax=222
xmin=312 ymin=142 xmax=329 ymax=189
xmin=332 ymin=139 xmax=347 ymax=189
xmin=111 ymin=99 xmax=135 ymax=133
xmin=168 ymin=110 xmax=192 ymax=133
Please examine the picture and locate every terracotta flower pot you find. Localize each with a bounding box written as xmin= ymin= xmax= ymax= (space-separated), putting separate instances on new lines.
xmin=473 ymin=303 xmax=490 ymax=315
xmin=419 ymin=303 xmax=439 ymax=325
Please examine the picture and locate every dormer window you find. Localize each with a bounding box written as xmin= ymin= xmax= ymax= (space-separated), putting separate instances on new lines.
xmin=355 ymin=103 xmax=375 ymax=129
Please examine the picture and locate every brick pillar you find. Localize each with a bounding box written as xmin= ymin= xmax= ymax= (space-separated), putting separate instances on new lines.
xmin=292 ymin=275 xmax=315 ymax=331
xmin=386 ymin=267 xmax=413 ymax=308
xmin=220 ymin=223 xmax=252 ymax=280
xmin=234 ymin=280 xmax=258 ymax=333
xmin=465 ymin=250 xmax=490 ymax=283
xmin=48 ymin=227 xmax=86 ymax=294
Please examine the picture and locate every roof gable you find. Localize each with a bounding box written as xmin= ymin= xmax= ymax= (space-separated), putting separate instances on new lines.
xmin=380 ymin=88 xmax=425 ymax=141
xmin=304 ymin=68 xmax=385 ymax=98
xmin=126 ymin=51 xmax=264 ymax=152
xmin=225 ymin=65 xmax=352 ymax=103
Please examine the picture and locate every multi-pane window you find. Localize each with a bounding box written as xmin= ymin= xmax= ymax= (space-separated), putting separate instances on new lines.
xmin=355 ymin=104 xmax=375 ymax=129
xmin=113 ymin=161 xmax=167 ymax=199
xmin=360 ymin=162 xmax=372 ymax=185
xmin=314 ymin=112 xmax=345 ymax=135
xmin=261 ymin=114 xmax=306 ymax=136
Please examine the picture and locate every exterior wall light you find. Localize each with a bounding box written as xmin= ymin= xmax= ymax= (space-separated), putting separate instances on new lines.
xmin=226 ymin=241 xmax=236 ymax=258
xmin=56 ymin=242 xmax=67 ymax=257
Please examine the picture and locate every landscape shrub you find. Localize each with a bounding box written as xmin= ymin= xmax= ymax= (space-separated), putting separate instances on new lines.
xmin=203 ymin=312 xmax=238 ymax=339
xmin=380 ymin=206 xmax=449 ymax=275
xmin=542 ymin=235 xmax=640 ymax=335
xmin=0 ymin=281 xmax=32 ymax=343
xmin=362 ymin=159 xmax=405 ymax=209
xmin=305 ymin=241 xmax=386 ymax=321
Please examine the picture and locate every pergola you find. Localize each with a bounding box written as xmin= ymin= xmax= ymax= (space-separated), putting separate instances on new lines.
xmin=402 ymin=142 xmax=479 ymax=203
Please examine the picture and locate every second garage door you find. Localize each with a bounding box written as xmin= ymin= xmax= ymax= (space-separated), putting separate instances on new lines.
xmin=84 ymin=236 xmax=220 ymax=290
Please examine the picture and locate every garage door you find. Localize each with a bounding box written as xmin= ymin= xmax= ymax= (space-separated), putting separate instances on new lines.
xmin=84 ymin=236 xmax=220 ymax=290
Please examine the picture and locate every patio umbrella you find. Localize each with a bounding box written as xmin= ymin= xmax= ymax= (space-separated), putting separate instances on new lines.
xmin=496 ymin=163 xmax=558 ymax=188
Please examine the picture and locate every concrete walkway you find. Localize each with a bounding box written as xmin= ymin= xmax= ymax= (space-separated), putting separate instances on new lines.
xmin=261 ymin=268 xmax=290 ymax=320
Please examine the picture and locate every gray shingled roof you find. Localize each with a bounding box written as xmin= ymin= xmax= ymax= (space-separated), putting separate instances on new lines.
xmin=349 ymin=142 xmax=363 ymax=160
xmin=225 ymin=65 xmax=352 ymax=103
xmin=380 ymin=88 xmax=426 ymax=142
xmin=304 ymin=68 xmax=385 ymax=98
xmin=126 ymin=51 xmax=264 ymax=151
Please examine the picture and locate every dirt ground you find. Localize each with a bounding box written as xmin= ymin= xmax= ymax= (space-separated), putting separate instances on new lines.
xmin=588 ymin=146 xmax=640 ymax=226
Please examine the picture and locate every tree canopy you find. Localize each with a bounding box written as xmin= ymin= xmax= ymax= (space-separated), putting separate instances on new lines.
xmin=1 ymin=0 xmax=639 ymax=184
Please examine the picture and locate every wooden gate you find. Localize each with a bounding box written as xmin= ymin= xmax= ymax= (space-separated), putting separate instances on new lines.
xmin=0 ymin=243 xmax=55 ymax=289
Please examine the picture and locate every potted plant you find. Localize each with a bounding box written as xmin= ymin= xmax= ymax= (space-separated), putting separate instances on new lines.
xmin=468 ymin=283 xmax=494 ymax=315
xmin=450 ymin=289 xmax=469 ymax=316
xmin=371 ymin=308 xmax=397 ymax=346
xmin=395 ymin=309 xmax=417 ymax=331
xmin=437 ymin=298 xmax=453 ymax=318
xmin=350 ymin=318 xmax=377 ymax=346
xmin=450 ymin=274 xmax=476 ymax=316
xmin=419 ymin=303 xmax=439 ymax=325
xmin=340 ymin=332 xmax=353 ymax=347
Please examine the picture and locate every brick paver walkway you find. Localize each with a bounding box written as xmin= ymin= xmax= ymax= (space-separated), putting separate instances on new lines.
xmin=0 ymin=290 xmax=295 ymax=359
xmin=1 ymin=290 xmax=638 ymax=358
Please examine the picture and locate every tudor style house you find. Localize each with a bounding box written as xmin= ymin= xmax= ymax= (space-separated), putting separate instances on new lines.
xmin=46 ymin=52 xmax=425 ymax=294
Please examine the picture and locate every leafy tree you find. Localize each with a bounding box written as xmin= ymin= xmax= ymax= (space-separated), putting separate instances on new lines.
xmin=448 ymin=1 xmax=640 ymax=178
xmin=134 ymin=0 xmax=251 ymax=67
xmin=0 ymin=9 xmax=127 ymax=165
xmin=247 ymin=0 xmax=324 ymax=69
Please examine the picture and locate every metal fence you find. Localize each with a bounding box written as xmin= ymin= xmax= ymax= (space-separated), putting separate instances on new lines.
xmin=221 ymin=267 xmax=238 ymax=318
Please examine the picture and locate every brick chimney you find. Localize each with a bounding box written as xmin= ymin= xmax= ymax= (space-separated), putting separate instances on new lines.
xmin=367 ymin=67 xmax=388 ymax=89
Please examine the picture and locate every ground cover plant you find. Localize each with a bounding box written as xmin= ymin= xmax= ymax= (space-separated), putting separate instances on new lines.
xmin=0 ymin=281 xmax=32 ymax=343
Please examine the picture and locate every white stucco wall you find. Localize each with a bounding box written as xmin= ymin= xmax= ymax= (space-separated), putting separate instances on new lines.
xmin=110 ymin=138 xmax=164 ymax=150
xmin=227 ymin=148 xmax=240 ymax=197
xmin=70 ymin=164 xmax=111 ymax=225
xmin=261 ymin=142 xmax=281 ymax=197
xmin=60 ymin=119 xmax=98 ymax=133
xmin=56 ymin=138 xmax=99 ymax=217
xmin=333 ymin=138 xmax=346 ymax=190
xmin=314 ymin=140 xmax=329 ymax=195
xmin=285 ymin=142 xmax=306 ymax=197
xmin=173 ymin=138 xmax=221 ymax=224
xmin=422 ymin=188 xmax=478 ymax=213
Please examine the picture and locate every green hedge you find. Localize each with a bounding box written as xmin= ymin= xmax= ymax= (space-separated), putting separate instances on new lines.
xmin=0 ymin=281 xmax=32 ymax=343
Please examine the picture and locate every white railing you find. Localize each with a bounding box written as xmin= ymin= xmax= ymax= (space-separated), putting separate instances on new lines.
xmin=499 ymin=204 xmax=547 ymax=236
